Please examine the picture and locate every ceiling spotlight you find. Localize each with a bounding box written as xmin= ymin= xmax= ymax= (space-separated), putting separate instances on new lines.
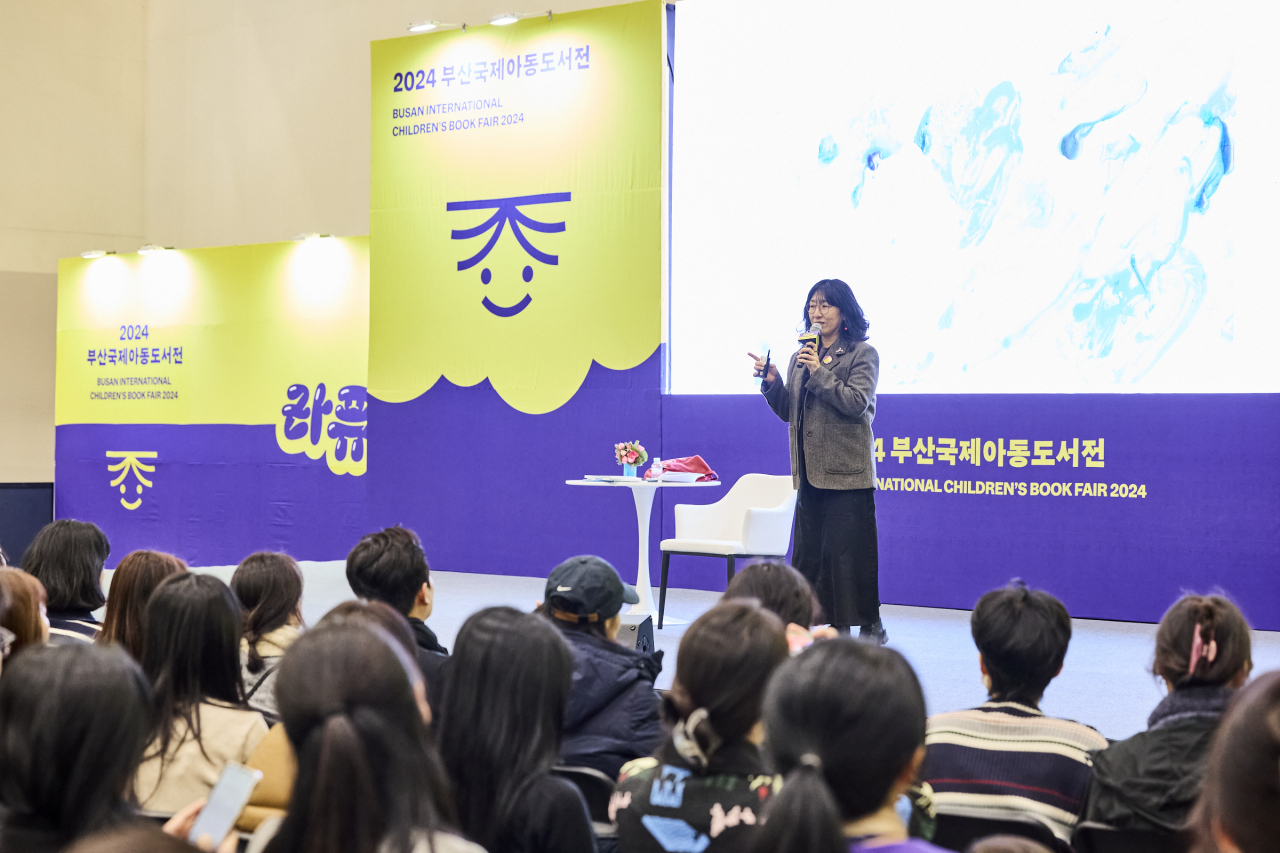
xmin=137 ymin=244 xmax=172 ymax=255
xmin=293 ymin=233 xmax=320 ymax=242
xmin=490 ymin=13 xmax=519 ymax=25
xmin=408 ymin=21 xmax=438 ymax=32
xmin=80 ymin=250 xmax=113 ymax=259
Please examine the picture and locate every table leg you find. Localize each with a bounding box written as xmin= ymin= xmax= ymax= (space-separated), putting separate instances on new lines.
xmin=628 ymin=485 xmax=657 ymax=615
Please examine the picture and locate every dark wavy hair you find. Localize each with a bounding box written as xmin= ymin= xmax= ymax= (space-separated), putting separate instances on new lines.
xmin=141 ymin=574 xmax=245 ymax=762
xmin=231 ymin=552 xmax=303 ymax=675
xmin=800 ymin=279 xmax=869 ymax=343
xmin=19 ymin=519 xmax=110 ymax=611
xmin=0 ymin=644 xmax=152 ymax=850
xmin=751 ymin=640 xmax=927 ymax=853
xmin=438 ymin=607 xmax=574 ymax=851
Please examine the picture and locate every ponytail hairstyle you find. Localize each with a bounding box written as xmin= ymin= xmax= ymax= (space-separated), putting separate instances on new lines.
xmin=1153 ymin=593 xmax=1252 ymax=689
xmin=437 ymin=607 xmax=574 ymax=850
xmin=751 ymin=640 xmax=927 ymax=853
xmin=263 ymin=623 xmax=452 ymax=853
xmin=231 ymin=552 xmax=304 ymax=674
xmin=98 ymin=550 xmax=187 ymax=661
xmin=722 ymin=560 xmax=815 ymax=628
xmin=663 ymin=601 xmax=788 ymax=769
xmin=1190 ymin=671 xmax=1280 ymax=853
xmin=800 ymin=279 xmax=870 ymax=344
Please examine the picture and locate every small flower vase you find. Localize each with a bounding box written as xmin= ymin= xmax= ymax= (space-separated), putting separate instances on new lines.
xmin=623 ymin=463 xmax=638 ymax=478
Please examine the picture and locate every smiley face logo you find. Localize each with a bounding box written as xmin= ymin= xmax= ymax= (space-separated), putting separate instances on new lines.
xmin=447 ymin=192 xmax=570 ymax=317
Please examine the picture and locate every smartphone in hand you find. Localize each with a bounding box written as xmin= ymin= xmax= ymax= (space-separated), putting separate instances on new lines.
xmin=187 ymin=762 xmax=263 ymax=845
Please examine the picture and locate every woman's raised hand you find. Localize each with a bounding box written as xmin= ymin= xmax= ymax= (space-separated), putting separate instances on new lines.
xmin=748 ymin=352 xmax=779 ymax=384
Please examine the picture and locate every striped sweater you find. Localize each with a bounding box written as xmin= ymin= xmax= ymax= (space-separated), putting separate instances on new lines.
xmin=921 ymin=701 xmax=1108 ymax=843
xmin=47 ymin=608 xmax=101 ymax=645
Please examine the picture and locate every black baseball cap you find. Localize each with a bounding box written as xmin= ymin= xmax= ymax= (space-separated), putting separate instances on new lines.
xmin=545 ymin=555 xmax=639 ymax=623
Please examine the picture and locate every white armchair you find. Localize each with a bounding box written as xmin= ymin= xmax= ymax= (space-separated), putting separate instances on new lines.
xmin=657 ymin=474 xmax=797 ymax=628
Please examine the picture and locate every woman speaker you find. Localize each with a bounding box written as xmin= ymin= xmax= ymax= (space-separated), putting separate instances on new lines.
xmin=750 ymin=279 xmax=884 ymax=642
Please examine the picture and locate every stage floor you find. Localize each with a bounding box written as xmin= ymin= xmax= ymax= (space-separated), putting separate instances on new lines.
xmin=184 ymin=561 xmax=1280 ymax=741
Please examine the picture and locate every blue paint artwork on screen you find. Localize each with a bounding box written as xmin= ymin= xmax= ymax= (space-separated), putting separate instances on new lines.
xmin=446 ymin=192 xmax=570 ymax=318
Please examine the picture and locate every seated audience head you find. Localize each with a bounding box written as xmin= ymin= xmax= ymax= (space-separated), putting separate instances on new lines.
xmin=141 ymin=573 xmax=244 ymax=756
xmin=231 ymin=551 xmax=303 ymax=674
xmin=317 ymin=599 xmax=418 ymax=661
xmin=65 ymin=825 xmax=195 ymax=853
xmin=1154 ymin=593 xmax=1251 ymax=690
xmin=752 ymin=640 xmax=928 ymax=853
xmin=1191 ymin=671 xmax=1280 ymax=853
xmin=966 ymin=838 xmax=1054 ymax=853
xmin=345 ymin=526 xmax=432 ymax=619
xmin=665 ymin=601 xmax=789 ymax=763
xmin=0 ymin=644 xmax=151 ymax=849
xmin=971 ymin=579 xmax=1071 ymax=707
xmin=19 ymin=519 xmax=110 ymax=613
xmin=723 ymin=559 xmax=816 ymax=628
xmin=541 ymin=554 xmax=638 ymax=641
xmin=98 ymin=550 xmax=187 ymax=661
xmin=0 ymin=568 xmax=48 ymax=657
xmin=264 ymin=621 xmax=452 ymax=853
xmin=438 ymin=606 xmax=574 ymax=849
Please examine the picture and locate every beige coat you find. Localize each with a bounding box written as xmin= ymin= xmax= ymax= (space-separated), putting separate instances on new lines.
xmin=134 ymin=700 xmax=269 ymax=814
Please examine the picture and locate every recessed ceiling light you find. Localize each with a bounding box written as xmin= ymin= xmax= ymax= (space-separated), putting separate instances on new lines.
xmin=80 ymin=250 xmax=110 ymax=259
xmin=137 ymin=244 xmax=171 ymax=255
xmin=491 ymin=13 xmax=519 ymax=25
xmin=408 ymin=21 xmax=438 ymax=32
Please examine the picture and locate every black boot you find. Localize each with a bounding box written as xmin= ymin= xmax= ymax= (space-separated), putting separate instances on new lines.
xmin=859 ymin=620 xmax=888 ymax=645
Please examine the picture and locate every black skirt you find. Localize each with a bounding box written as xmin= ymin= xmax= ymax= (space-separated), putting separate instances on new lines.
xmin=792 ymin=474 xmax=881 ymax=627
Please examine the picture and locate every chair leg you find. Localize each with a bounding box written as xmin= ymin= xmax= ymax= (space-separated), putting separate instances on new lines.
xmin=659 ymin=552 xmax=671 ymax=630
xmin=726 ymin=555 xmax=736 ymax=584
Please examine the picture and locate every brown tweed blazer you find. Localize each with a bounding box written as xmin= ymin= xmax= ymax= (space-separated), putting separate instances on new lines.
xmin=761 ymin=339 xmax=879 ymax=491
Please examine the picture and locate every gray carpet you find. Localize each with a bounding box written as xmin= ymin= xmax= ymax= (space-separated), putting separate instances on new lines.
xmin=179 ymin=560 xmax=1280 ymax=741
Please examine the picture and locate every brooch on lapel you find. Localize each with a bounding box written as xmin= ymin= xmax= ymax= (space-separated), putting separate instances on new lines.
xmin=823 ymin=355 xmax=833 ymax=364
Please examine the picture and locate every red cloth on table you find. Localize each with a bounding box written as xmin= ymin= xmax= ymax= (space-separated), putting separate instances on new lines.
xmin=645 ymin=455 xmax=718 ymax=482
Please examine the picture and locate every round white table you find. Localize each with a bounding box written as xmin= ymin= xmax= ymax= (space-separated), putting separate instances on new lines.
xmin=566 ymin=478 xmax=722 ymax=621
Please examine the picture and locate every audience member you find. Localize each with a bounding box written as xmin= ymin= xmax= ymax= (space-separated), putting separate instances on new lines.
xmin=439 ymin=606 xmax=595 ymax=853
xmin=965 ymin=839 xmax=1053 ymax=853
xmin=0 ymin=572 xmax=10 ymax=677
xmin=749 ymin=639 xmax=948 ymax=853
xmin=135 ymin=573 xmax=269 ymax=813
xmin=317 ymin=599 xmax=419 ymax=663
xmin=0 ymin=567 xmax=49 ymax=657
xmin=1189 ymin=670 xmax=1280 ymax=853
xmin=539 ymin=555 xmax=663 ymax=779
xmin=66 ymin=824 xmax=220 ymax=853
xmin=615 ymin=601 xmax=789 ymax=853
xmin=722 ymin=559 xmax=836 ymax=652
xmin=245 ymin=623 xmax=482 ymax=853
xmin=920 ymin=581 xmax=1106 ymax=846
xmin=1084 ymin=593 xmax=1252 ymax=834
xmin=231 ymin=552 xmax=304 ymax=724
xmin=345 ymin=526 xmax=448 ymax=700
xmin=0 ymin=644 xmax=152 ymax=852
xmin=98 ymin=550 xmax=187 ymax=661
xmin=19 ymin=519 xmax=110 ymax=643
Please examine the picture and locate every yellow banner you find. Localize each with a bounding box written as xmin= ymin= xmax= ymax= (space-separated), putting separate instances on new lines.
xmin=56 ymin=238 xmax=370 ymax=474
xmin=368 ymin=1 xmax=664 ymax=414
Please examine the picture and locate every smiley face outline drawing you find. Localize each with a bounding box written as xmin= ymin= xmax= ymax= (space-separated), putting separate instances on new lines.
xmin=447 ymin=192 xmax=570 ymax=318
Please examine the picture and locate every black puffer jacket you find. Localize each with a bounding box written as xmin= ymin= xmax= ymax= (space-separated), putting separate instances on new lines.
xmin=559 ymin=629 xmax=664 ymax=780
xmin=1084 ymin=685 xmax=1233 ymax=832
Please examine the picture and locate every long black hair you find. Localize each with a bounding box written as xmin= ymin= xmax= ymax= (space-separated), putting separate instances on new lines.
xmin=800 ymin=279 xmax=869 ymax=343
xmin=437 ymin=606 xmax=574 ymax=850
xmin=231 ymin=552 xmax=303 ymax=674
xmin=19 ymin=519 xmax=110 ymax=611
xmin=140 ymin=573 xmax=245 ymax=760
xmin=263 ymin=623 xmax=454 ymax=853
xmin=0 ymin=644 xmax=152 ymax=849
xmin=750 ymin=640 xmax=927 ymax=853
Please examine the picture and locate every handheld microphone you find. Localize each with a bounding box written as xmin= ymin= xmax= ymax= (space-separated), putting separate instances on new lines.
xmin=798 ymin=322 xmax=821 ymax=353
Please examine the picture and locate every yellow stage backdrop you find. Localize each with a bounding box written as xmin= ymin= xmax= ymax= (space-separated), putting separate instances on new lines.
xmin=56 ymin=238 xmax=370 ymax=476
xmin=368 ymin=0 xmax=664 ymax=413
